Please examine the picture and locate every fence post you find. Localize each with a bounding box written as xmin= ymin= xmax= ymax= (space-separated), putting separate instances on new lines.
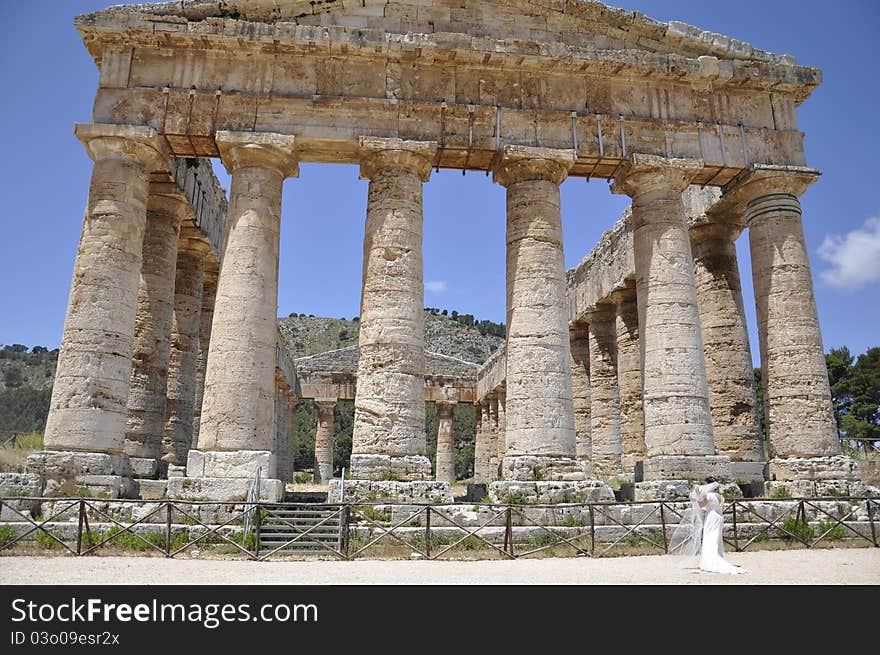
xmin=589 ymin=504 xmax=596 ymax=557
xmin=342 ymin=505 xmax=351 ymax=559
xmin=76 ymin=500 xmax=85 ymax=555
xmin=868 ymin=499 xmax=878 ymax=548
xmin=732 ymin=500 xmax=740 ymax=552
xmin=505 ymin=506 xmax=513 ymax=557
xmin=797 ymin=499 xmax=807 ymax=547
xmin=659 ymin=502 xmax=668 ymax=553
xmin=165 ymin=502 xmax=172 ymax=557
xmin=254 ymin=504 xmax=262 ymax=559
xmin=425 ymin=507 xmax=431 ymax=559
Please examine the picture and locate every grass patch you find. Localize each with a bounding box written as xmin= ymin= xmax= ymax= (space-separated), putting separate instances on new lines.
xmin=0 ymin=524 xmax=17 ymax=547
xmin=35 ymin=528 xmax=63 ymax=549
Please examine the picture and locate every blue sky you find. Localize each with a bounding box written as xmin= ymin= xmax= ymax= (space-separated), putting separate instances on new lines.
xmin=0 ymin=1 xmax=877 ymax=365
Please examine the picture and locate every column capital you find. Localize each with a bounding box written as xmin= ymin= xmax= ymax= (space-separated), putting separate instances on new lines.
xmin=569 ymin=320 xmax=589 ymax=340
xmin=708 ymin=164 xmax=820 ymax=225
xmin=611 ymin=154 xmax=703 ymax=198
xmin=358 ymin=137 xmax=438 ymax=182
xmin=609 ymin=281 xmax=637 ymax=305
xmin=315 ymin=397 xmax=338 ymax=407
xmin=689 ymin=219 xmax=743 ymax=244
xmin=492 ymin=145 xmax=576 ymax=187
xmin=177 ymin=235 xmax=213 ymax=257
xmin=75 ymin=123 xmax=170 ymax=172
xmin=215 ymin=131 xmax=299 ymax=178
xmin=435 ymin=400 xmax=456 ymax=414
xmin=584 ymin=303 xmax=616 ymax=323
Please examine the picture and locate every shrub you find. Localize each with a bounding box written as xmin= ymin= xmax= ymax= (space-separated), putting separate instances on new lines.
xmin=0 ymin=524 xmax=18 ymax=547
xmin=818 ymin=519 xmax=846 ymax=541
xmin=35 ymin=528 xmax=62 ymax=549
xmin=293 ymin=472 xmax=313 ymax=484
xmin=778 ymin=516 xmax=814 ymax=543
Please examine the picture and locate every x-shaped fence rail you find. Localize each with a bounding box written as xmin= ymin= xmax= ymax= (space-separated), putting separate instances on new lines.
xmin=1 ymin=496 xmax=877 ymax=560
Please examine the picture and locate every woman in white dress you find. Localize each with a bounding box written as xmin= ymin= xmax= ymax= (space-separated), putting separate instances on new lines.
xmin=669 ymin=477 xmax=746 ymax=575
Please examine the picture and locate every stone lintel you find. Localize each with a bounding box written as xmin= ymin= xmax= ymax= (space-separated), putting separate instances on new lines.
xmin=215 ymin=130 xmax=299 ymax=178
xmin=358 ymin=137 xmax=438 ymax=182
xmin=491 ymin=145 xmax=576 ymax=187
xmin=641 ymin=454 xmax=731 ymax=482
xmin=75 ymin=123 xmax=170 ymax=172
xmin=707 ymin=164 xmax=820 ymax=221
xmin=488 ymin=480 xmax=615 ymax=504
xmin=185 ymin=449 xmax=275 ymax=479
xmin=610 ymin=154 xmax=703 ymax=197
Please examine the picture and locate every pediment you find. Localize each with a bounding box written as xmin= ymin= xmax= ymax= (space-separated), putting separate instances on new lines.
xmin=100 ymin=0 xmax=796 ymax=66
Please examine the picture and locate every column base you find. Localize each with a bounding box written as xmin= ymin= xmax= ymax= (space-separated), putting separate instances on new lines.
xmin=166 ymin=476 xmax=284 ymax=501
xmin=349 ymin=454 xmax=433 ymax=482
xmin=634 ymin=480 xmax=744 ymax=501
xmin=488 ymin=480 xmax=615 ymax=504
xmin=327 ymin=479 xmax=453 ymax=504
xmin=25 ymin=450 xmax=136 ymax=498
xmin=729 ymin=460 xmax=768 ymax=483
xmin=500 ymin=455 xmax=594 ymax=481
xmin=129 ymin=457 xmax=168 ymax=480
xmin=765 ymin=455 xmax=869 ymax=497
xmin=162 ymin=449 xmax=283 ymax=501
xmin=185 ymin=449 xmax=276 ymax=479
xmin=641 ymin=455 xmax=731 ymax=482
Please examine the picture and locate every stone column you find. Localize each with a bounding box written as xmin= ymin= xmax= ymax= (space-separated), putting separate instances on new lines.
xmin=493 ymin=145 xmax=581 ymax=481
xmin=163 ymin=238 xmax=208 ymax=466
xmin=191 ymin=267 xmax=218 ymax=448
xmin=172 ymin=132 xmax=296 ymax=502
xmin=586 ymin=307 xmax=622 ymax=476
xmin=711 ymin=165 xmax=856 ymax=493
xmin=37 ymin=124 xmax=168 ymax=497
xmin=487 ymin=395 xmax=501 ymax=480
xmin=281 ymin=393 xmax=296 ymax=483
xmin=612 ymin=155 xmax=727 ymax=482
xmin=350 ymin=137 xmax=437 ymax=482
xmin=435 ymin=402 xmax=456 ymax=484
xmin=496 ymin=393 xmax=506 ymax=459
xmin=611 ymin=285 xmax=646 ymax=475
xmin=124 ymin=188 xmax=187 ymax=478
xmin=569 ymin=324 xmax=592 ymax=460
xmin=473 ymin=401 xmax=489 ymax=483
xmin=314 ymin=399 xmax=336 ymax=485
xmin=690 ymin=220 xmax=763 ymax=478
xmin=273 ymin=382 xmax=294 ymax=483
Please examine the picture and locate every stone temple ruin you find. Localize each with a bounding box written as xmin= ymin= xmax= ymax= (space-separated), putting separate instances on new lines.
xmin=8 ymin=0 xmax=869 ymax=506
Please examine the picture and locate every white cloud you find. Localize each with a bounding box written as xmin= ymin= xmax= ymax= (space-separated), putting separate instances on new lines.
xmin=425 ymin=280 xmax=448 ymax=293
xmin=817 ymin=217 xmax=880 ymax=290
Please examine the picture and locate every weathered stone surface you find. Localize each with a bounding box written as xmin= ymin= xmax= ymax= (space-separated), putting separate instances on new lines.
xmin=499 ymin=456 xmax=593 ymax=482
xmin=166 ymin=476 xmax=283 ymax=502
xmin=351 ymin=138 xmax=436 ymax=479
xmin=569 ymin=326 xmax=591 ymax=460
xmin=767 ymin=455 xmax=859 ymax=482
xmin=327 ymin=479 xmax=453 ymax=504
xmin=690 ymin=220 xmax=763 ymax=463
xmin=640 ymin=454 xmax=731 ymax=482
xmin=198 ymin=131 xmax=297 ymax=453
xmin=185 ymin=449 xmax=275 ymax=479
xmin=314 ymin=400 xmax=336 ymax=484
xmin=27 ymin=450 xmax=133 ymax=497
xmin=191 ymin=271 xmax=217 ymax=447
xmin=124 ymin=191 xmax=184 ymax=461
xmin=634 ymin=479 xmax=742 ymax=501
xmin=349 ymin=454 xmax=432 ymax=482
xmin=488 ymin=480 xmax=615 ymax=504
xmin=163 ymin=242 xmax=207 ymax=465
xmin=495 ymin=146 xmax=577 ymax=472
xmin=473 ymin=401 xmax=492 ymax=483
xmin=134 ymin=478 xmax=167 ymax=500
xmin=587 ymin=307 xmax=621 ymax=475
xmin=613 ymin=289 xmax=645 ymax=472
xmin=435 ymin=402 xmax=456 ymax=484
xmin=129 ymin=456 xmax=166 ymax=479
xmin=0 ymin=473 xmax=43 ymax=519
xmin=612 ymin=155 xmax=715 ymax=463
xmin=44 ymin=124 xmax=169 ymax=455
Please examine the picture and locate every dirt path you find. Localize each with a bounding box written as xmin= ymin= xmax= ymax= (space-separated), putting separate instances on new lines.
xmin=1 ymin=548 xmax=877 ymax=585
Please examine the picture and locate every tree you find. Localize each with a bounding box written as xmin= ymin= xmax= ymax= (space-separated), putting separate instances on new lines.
xmin=826 ymin=346 xmax=854 ymax=433
xmin=840 ymin=347 xmax=880 ymax=444
xmin=3 ymin=367 xmax=23 ymax=388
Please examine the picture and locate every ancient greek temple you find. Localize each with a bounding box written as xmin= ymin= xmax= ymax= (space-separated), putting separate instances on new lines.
xmin=29 ymin=0 xmax=864 ymax=503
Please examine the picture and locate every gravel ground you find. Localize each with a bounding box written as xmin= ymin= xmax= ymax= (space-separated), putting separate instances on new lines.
xmin=1 ymin=548 xmax=877 ymax=585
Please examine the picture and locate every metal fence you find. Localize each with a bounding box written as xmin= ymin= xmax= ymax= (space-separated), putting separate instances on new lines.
xmin=1 ymin=496 xmax=877 ymax=561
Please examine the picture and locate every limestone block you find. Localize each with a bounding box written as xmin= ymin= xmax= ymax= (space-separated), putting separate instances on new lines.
xmin=166 ymin=476 xmax=283 ymax=502
xmin=767 ymin=455 xmax=859 ymax=482
xmin=26 ymin=450 xmax=132 ymax=497
xmin=349 ymin=453 xmax=433 ymax=482
xmin=641 ymin=454 xmax=731 ymax=481
xmin=587 ymin=309 xmax=622 ymax=475
xmin=185 ymin=449 xmax=275 ymax=479
xmin=729 ymin=461 xmax=768 ymax=483
xmin=326 ymin=479 xmax=453 ymax=504
xmin=167 ymin=464 xmax=186 ymax=478
xmin=487 ymin=480 xmax=615 ymax=504
xmin=135 ymin=479 xmax=168 ymax=500
xmin=0 ymin=473 xmax=43 ymax=518
xmin=634 ymin=480 xmax=692 ymax=501
xmin=129 ymin=457 xmax=166 ymax=479
xmin=499 ymin=455 xmax=593 ymax=482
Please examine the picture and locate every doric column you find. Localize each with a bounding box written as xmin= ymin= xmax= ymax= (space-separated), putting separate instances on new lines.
xmin=314 ymin=399 xmax=336 ymax=484
xmin=197 ymin=132 xmax=297 ymax=454
xmin=569 ymin=324 xmax=592 ymax=460
xmin=473 ymin=401 xmax=490 ymax=483
xmin=350 ymin=137 xmax=437 ymax=481
xmin=496 ymin=393 xmax=506 ymax=457
xmin=493 ymin=145 xmax=580 ymax=481
xmin=435 ymin=401 xmax=456 ymax=484
xmin=191 ymin=267 xmax=218 ymax=448
xmin=163 ymin=238 xmax=209 ymax=466
xmin=487 ymin=395 xmax=501 ymax=480
xmin=124 ymin=188 xmax=187 ymax=471
xmin=586 ymin=307 xmax=622 ymax=476
xmin=689 ymin=220 xmax=763 ymax=471
xmin=612 ymin=154 xmax=725 ymax=481
xmin=44 ymin=124 xmax=169 ymax=456
xmin=281 ymin=392 xmax=296 ymax=483
xmin=611 ymin=285 xmax=646 ymax=474
xmin=710 ymin=165 xmax=850 ymax=490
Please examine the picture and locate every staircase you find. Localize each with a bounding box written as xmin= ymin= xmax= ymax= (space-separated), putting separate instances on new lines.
xmin=256 ymin=504 xmax=345 ymax=556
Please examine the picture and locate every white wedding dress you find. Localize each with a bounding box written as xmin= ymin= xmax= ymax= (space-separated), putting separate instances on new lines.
xmin=669 ymin=482 xmax=746 ymax=575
